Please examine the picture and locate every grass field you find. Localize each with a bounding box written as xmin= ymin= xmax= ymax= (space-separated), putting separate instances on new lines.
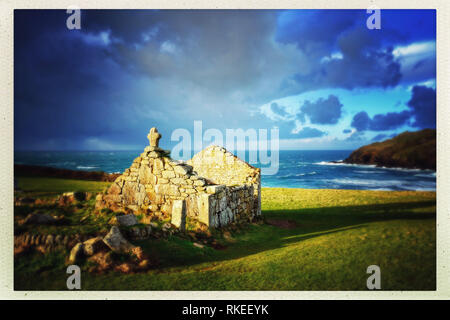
xmin=14 ymin=177 xmax=436 ymax=290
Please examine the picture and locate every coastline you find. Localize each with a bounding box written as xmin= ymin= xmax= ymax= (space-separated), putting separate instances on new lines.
xmin=14 ymin=163 xmax=436 ymax=193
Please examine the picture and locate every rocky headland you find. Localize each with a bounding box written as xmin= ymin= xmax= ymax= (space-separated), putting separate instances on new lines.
xmin=344 ymin=129 xmax=436 ymax=170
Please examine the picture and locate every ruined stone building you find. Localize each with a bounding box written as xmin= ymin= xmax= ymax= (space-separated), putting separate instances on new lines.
xmin=96 ymin=128 xmax=261 ymax=229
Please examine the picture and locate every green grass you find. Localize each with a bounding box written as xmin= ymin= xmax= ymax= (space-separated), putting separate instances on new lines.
xmin=16 ymin=176 xmax=110 ymax=198
xmin=14 ymin=177 xmax=436 ymax=291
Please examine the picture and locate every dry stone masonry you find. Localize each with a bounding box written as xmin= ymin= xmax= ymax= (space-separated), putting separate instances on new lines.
xmin=96 ymin=127 xmax=261 ymax=229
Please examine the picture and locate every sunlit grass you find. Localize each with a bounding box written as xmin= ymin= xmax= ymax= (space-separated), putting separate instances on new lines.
xmin=14 ymin=177 xmax=436 ymax=290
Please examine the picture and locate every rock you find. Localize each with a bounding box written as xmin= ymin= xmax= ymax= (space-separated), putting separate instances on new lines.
xmin=162 ymin=222 xmax=172 ymax=232
xmin=58 ymin=192 xmax=75 ymax=206
xmin=150 ymin=222 xmax=159 ymax=229
xmin=55 ymin=235 xmax=63 ymax=245
xmin=206 ymin=185 xmax=226 ymax=194
xmin=34 ymin=198 xmax=48 ymax=205
xmin=116 ymin=214 xmax=139 ymax=227
xmin=23 ymin=234 xmax=30 ymax=246
xmin=17 ymin=197 xmax=35 ymax=205
xmin=193 ymin=179 xmax=206 ymax=187
xmin=63 ymin=235 xmax=69 ymax=246
xmin=102 ymin=226 xmax=135 ymax=253
xmin=162 ymin=170 xmax=176 ymax=179
xmin=69 ymin=243 xmax=84 ymax=264
xmin=87 ymin=251 xmax=114 ymax=272
xmin=137 ymin=259 xmax=150 ymax=270
xmin=115 ymin=262 xmax=134 ymax=274
xmin=21 ymin=213 xmax=58 ymax=225
xmin=160 ymin=203 xmax=172 ymax=216
xmin=108 ymin=183 xmax=122 ymax=195
xmin=35 ymin=245 xmax=49 ymax=254
xmin=147 ymin=127 xmax=162 ymax=148
xmin=83 ymin=236 xmax=108 ymax=256
xmin=14 ymin=245 xmax=29 ymax=256
xmin=45 ymin=234 xmax=54 ymax=246
xmin=193 ymin=242 xmax=204 ymax=249
xmin=73 ymin=191 xmax=88 ymax=202
xmin=174 ymin=164 xmax=192 ymax=176
xmin=131 ymin=246 xmax=147 ymax=261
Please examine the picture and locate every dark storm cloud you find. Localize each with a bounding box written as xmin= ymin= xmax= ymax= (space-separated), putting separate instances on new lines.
xmin=297 ymin=95 xmax=343 ymax=125
xmin=350 ymin=85 xmax=436 ymax=133
xmin=407 ymin=85 xmax=436 ymax=129
xmin=291 ymin=28 xmax=402 ymax=92
xmin=368 ymin=110 xmax=411 ymax=131
xmin=276 ymin=10 xmax=358 ymax=58
xmin=277 ymin=10 xmax=435 ymax=91
xmin=350 ymin=110 xmax=410 ymax=131
xmin=14 ymin=10 xmax=436 ymax=150
xmin=351 ymin=111 xmax=371 ymax=131
xmin=294 ymin=127 xmax=326 ymax=139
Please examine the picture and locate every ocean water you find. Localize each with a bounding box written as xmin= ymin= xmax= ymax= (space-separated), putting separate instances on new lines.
xmin=14 ymin=150 xmax=436 ymax=191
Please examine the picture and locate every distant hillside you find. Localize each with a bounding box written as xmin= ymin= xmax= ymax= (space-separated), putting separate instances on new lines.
xmin=344 ymin=129 xmax=436 ymax=170
xmin=14 ymin=164 xmax=120 ymax=182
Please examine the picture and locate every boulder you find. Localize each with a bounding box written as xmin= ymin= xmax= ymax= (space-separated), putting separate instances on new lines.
xmin=21 ymin=213 xmax=58 ymax=225
xmin=115 ymin=262 xmax=135 ymax=274
xmin=102 ymin=226 xmax=135 ymax=253
xmin=116 ymin=214 xmax=139 ymax=227
xmin=16 ymin=197 xmax=35 ymax=206
xmin=58 ymin=192 xmax=75 ymax=206
xmin=137 ymin=259 xmax=150 ymax=271
xmin=83 ymin=236 xmax=108 ymax=256
xmin=162 ymin=222 xmax=172 ymax=232
xmin=130 ymin=246 xmax=147 ymax=261
xmin=87 ymin=251 xmax=114 ymax=272
xmin=174 ymin=164 xmax=192 ymax=176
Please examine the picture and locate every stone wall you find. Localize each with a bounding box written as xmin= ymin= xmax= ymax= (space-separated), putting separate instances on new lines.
xmin=188 ymin=145 xmax=261 ymax=218
xmin=96 ymin=128 xmax=261 ymax=229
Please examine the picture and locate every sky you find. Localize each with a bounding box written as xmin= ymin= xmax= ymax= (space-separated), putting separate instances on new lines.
xmin=14 ymin=9 xmax=436 ymax=152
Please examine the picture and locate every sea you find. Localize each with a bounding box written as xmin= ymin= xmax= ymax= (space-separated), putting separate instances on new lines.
xmin=14 ymin=150 xmax=436 ymax=191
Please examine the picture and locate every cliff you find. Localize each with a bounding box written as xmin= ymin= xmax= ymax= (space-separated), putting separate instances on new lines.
xmin=344 ymin=129 xmax=436 ymax=170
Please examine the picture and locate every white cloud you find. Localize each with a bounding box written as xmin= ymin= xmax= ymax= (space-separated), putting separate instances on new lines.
xmin=160 ymin=40 xmax=178 ymax=54
xmin=393 ymin=41 xmax=435 ymax=57
xmin=79 ymin=30 xmax=112 ymax=46
xmin=320 ymin=51 xmax=343 ymax=63
xmin=392 ymin=41 xmax=436 ymax=84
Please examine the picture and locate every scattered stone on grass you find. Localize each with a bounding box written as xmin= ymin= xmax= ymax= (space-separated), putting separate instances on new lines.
xmin=20 ymin=213 xmax=59 ymax=225
xmin=131 ymin=246 xmax=147 ymax=261
xmin=102 ymin=226 xmax=135 ymax=253
xmin=69 ymin=242 xmax=84 ymax=264
xmin=83 ymin=236 xmax=108 ymax=256
xmin=128 ymin=225 xmax=152 ymax=240
xmin=193 ymin=242 xmax=204 ymax=249
xmin=115 ymin=262 xmax=134 ymax=274
xmin=87 ymin=251 xmax=114 ymax=272
xmin=137 ymin=259 xmax=150 ymax=271
xmin=116 ymin=214 xmax=139 ymax=227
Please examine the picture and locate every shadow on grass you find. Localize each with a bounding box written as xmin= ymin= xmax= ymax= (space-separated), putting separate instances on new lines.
xmin=143 ymin=200 xmax=436 ymax=269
